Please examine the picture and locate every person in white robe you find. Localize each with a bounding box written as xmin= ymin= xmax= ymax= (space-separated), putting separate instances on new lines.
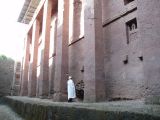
xmin=67 ymin=76 xmax=76 ymax=102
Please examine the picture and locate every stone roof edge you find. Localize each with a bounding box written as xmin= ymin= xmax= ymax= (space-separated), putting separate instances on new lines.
xmin=18 ymin=0 xmax=40 ymax=24
xmin=17 ymin=0 xmax=32 ymax=24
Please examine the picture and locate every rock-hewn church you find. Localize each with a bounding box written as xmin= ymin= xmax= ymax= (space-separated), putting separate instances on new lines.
xmin=14 ymin=0 xmax=160 ymax=104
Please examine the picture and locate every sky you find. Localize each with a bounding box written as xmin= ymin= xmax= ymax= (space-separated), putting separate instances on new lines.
xmin=0 ymin=0 xmax=28 ymax=61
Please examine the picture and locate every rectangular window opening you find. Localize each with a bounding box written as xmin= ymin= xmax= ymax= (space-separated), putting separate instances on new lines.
xmin=126 ymin=18 xmax=137 ymax=44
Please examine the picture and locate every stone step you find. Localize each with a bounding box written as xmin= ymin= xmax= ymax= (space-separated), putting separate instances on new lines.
xmin=2 ymin=96 xmax=160 ymax=120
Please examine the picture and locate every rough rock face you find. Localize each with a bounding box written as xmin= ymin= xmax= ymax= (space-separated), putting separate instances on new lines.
xmin=3 ymin=96 xmax=160 ymax=120
xmin=0 ymin=56 xmax=14 ymax=96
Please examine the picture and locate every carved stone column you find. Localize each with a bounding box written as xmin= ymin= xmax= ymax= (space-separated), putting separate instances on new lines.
xmin=28 ymin=19 xmax=40 ymax=97
xmin=54 ymin=0 xmax=69 ymax=101
xmin=83 ymin=0 xmax=106 ymax=102
xmin=138 ymin=0 xmax=160 ymax=104
xmin=39 ymin=0 xmax=52 ymax=98
xmin=20 ymin=35 xmax=30 ymax=96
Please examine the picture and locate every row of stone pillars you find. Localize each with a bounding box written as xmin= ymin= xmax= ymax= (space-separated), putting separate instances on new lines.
xmin=19 ymin=0 xmax=106 ymax=102
xmin=18 ymin=0 xmax=160 ymax=103
xmin=20 ymin=0 xmax=52 ymax=98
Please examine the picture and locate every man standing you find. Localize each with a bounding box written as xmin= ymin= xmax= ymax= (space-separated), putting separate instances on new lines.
xmin=67 ymin=76 xmax=76 ymax=102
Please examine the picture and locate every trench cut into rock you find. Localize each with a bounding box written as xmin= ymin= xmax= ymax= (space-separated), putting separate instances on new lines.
xmin=2 ymin=96 xmax=160 ymax=120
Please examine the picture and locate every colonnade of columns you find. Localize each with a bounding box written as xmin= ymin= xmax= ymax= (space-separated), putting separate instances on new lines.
xmin=19 ymin=0 xmax=106 ymax=102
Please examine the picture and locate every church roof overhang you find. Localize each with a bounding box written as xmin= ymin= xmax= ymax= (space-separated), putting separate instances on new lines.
xmin=18 ymin=0 xmax=40 ymax=24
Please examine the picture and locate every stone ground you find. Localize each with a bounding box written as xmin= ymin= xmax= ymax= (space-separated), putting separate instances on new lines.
xmin=0 ymin=104 xmax=23 ymax=120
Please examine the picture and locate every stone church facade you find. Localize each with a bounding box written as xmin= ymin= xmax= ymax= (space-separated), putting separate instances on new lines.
xmin=16 ymin=0 xmax=160 ymax=103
